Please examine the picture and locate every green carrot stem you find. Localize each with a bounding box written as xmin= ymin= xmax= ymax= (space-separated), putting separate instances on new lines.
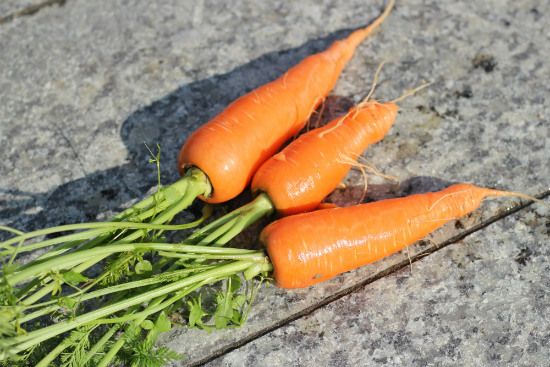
xmin=0 ymin=225 xmax=24 ymax=236
xmin=5 ymin=170 xmax=210 ymax=308
xmin=20 ymin=255 xmax=108 ymax=305
xmin=34 ymin=336 xmax=72 ymax=367
xmin=94 ymin=280 xmax=207 ymax=367
xmin=0 ymin=173 xmax=188 ymax=248
xmin=1 ymin=216 xmax=209 ymax=251
xmin=0 ymin=168 xmax=210 ymax=259
xmin=244 ymin=262 xmax=274 ymax=280
xmin=18 ymin=242 xmax=254 ymax=306
xmin=70 ymin=172 xmax=206 ymax=260
xmin=96 ymin=336 xmax=125 ymax=367
xmin=187 ymin=193 xmax=274 ymax=246
xmin=94 ymin=304 xmax=159 ymax=367
xmin=18 ymin=264 xmax=222 ymax=323
xmin=93 ymin=281 xmax=206 ymax=326
xmin=6 ymin=260 xmax=256 ymax=354
xmin=158 ymin=251 xmax=267 ymax=261
xmin=0 ymin=228 xmax=108 ymax=256
xmin=81 ymin=324 xmax=121 ymax=366
xmin=8 ymin=243 xmax=260 ymax=285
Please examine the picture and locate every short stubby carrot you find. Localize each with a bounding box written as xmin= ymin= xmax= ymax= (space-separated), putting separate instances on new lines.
xmin=261 ymin=183 xmax=525 ymax=288
xmin=251 ymin=101 xmax=398 ymax=215
xmin=178 ymin=0 xmax=395 ymax=203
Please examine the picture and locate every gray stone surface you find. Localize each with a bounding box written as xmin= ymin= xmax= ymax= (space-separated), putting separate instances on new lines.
xmin=0 ymin=0 xmax=549 ymax=366
xmin=0 ymin=0 xmax=65 ymax=24
xmin=0 ymin=0 xmax=38 ymax=16
xmin=207 ymin=208 xmax=550 ymax=367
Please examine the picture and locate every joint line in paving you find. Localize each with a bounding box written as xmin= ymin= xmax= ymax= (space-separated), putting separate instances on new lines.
xmin=0 ymin=0 xmax=66 ymax=25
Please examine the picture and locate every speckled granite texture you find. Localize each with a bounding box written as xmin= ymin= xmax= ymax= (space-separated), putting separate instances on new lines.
xmin=0 ymin=0 xmax=548 ymax=366
xmin=207 ymin=211 xmax=550 ymax=367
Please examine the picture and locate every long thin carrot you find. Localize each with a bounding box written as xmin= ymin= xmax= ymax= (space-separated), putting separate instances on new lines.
xmin=261 ymin=183 xmax=533 ymax=288
xmin=179 ymin=0 xmax=395 ymax=203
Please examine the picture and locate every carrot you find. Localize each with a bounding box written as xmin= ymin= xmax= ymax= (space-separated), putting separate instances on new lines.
xmin=185 ymin=92 xmax=405 ymax=246
xmin=178 ymin=0 xmax=395 ymax=203
xmin=0 ymin=1 xmax=394 ymax=327
xmin=4 ymin=184 xmax=537 ymax=363
xmin=251 ymin=100 xmax=398 ymax=215
xmin=187 ymin=71 xmax=429 ymax=246
xmin=261 ymin=183 xmax=533 ymax=288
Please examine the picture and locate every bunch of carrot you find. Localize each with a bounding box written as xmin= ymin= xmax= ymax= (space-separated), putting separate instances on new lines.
xmin=0 ymin=0 xmax=538 ymax=365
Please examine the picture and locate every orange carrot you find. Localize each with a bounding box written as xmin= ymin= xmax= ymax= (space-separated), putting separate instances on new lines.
xmin=261 ymin=183 xmax=529 ymax=288
xmin=185 ymin=95 xmax=405 ymax=246
xmin=178 ymin=0 xmax=394 ymax=203
xmin=251 ymin=101 xmax=398 ymax=215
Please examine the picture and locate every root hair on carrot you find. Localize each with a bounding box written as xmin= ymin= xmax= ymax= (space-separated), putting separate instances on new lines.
xmin=336 ymin=154 xmax=397 ymax=182
xmin=358 ymin=61 xmax=386 ymax=108
xmin=488 ymin=189 xmax=548 ymax=207
xmin=390 ymin=81 xmax=432 ymax=104
xmin=428 ymin=188 xmax=471 ymax=212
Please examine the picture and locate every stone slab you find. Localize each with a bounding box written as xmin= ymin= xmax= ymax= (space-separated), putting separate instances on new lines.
xmin=207 ymin=206 xmax=550 ymax=367
xmin=0 ymin=0 xmax=548 ymax=366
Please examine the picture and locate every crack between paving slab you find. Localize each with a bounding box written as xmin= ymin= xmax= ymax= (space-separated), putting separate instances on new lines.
xmin=0 ymin=0 xmax=66 ymax=25
xmin=190 ymin=188 xmax=550 ymax=367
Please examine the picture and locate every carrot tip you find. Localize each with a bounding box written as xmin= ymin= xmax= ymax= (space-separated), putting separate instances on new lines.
xmin=486 ymin=189 xmax=547 ymax=206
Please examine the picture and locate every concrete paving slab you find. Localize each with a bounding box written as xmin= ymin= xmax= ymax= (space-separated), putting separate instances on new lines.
xmin=0 ymin=0 xmax=548 ymax=366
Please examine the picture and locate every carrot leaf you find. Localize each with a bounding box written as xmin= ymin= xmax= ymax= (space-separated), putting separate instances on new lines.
xmin=61 ymin=270 xmax=89 ymax=286
xmin=135 ymin=260 xmax=153 ymax=275
xmin=187 ymin=295 xmax=209 ymax=329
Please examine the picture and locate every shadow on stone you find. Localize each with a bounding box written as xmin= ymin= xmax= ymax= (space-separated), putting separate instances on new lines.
xmin=327 ymin=176 xmax=455 ymax=207
xmin=1 ymin=26 xmax=362 ymax=236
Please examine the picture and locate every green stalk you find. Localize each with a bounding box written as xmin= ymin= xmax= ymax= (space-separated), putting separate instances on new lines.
xmin=8 ymin=243 xmax=259 ymax=285
xmin=0 ymin=216 xmax=209 ymax=252
xmin=0 ymin=167 xmax=210 ymax=258
xmin=0 ymin=228 xmax=109 ymax=256
xmin=81 ymin=324 xmax=121 ymax=366
xmin=17 ymin=263 xmax=232 ymax=324
xmin=34 ymin=337 xmax=72 ymax=367
xmin=16 ymin=178 xmax=210 ymax=304
xmin=86 ymin=195 xmax=273 ymax=362
xmin=20 ymin=255 xmax=108 ymax=305
xmin=158 ymin=251 xmax=267 ymax=261
xmin=0 ymin=225 xmax=24 ymax=236
xmin=94 ymin=280 xmax=208 ymax=367
xmin=6 ymin=260 xmax=259 ymax=356
xmin=96 ymin=337 xmax=125 ymax=367
xmin=94 ymin=283 xmax=209 ymax=326
xmin=186 ymin=193 xmax=274 ymax=246
xmin=0 ymin=174 xmax=187 ymax=249
xmin=4 ymin=169 xmax=210 ymax=310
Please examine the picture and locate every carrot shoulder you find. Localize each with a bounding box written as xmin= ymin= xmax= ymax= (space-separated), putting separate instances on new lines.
xmin=178 ymin=0 xmax=395 ymax=203
xmin=261 ymin=183 xmax=513 ymax=289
